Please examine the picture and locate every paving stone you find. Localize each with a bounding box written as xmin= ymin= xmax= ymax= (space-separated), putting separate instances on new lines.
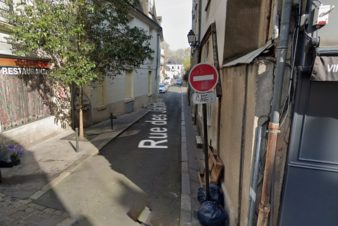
xmin=24 ymin=207 xmax=35 ymax=213
xmin=0 ymin=193 xmax=69 ymax=226
xmin=54 ymin=210 xmax=63 ymax=216
xmin=0 ymin=206 xmax=17 ymax=216
xmin=25 ymin=212 xmax=66 ymax=226
xmin=0 ymin=216 xmax=13 ymax=225
xmin=42 ymin=208 xmax=55 ymax=214
xmin=15 ymin=205 xmax=27 ymax=211
xmin=0 ymin=108 xmax=150 ymax=226
xmin=61 ymin=212 xmax=70 ymax=219
xmin=8 ymin=210 xmax=27 ymax=222
xmin=17 ymin=199 xmax=31 ymax=205
xmin=28 ymin=203 xmax=46 ymax=211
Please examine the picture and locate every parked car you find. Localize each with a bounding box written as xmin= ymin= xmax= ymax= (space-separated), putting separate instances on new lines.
xmin=159 ymin=83 xmax=167 ymax=93
xmin=163 ymin=78 xmax=172 ymax=86
xmin=176 ymin=79 xmax=183 ymax=86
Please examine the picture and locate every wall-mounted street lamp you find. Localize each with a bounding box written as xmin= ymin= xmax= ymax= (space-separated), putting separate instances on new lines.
xmin=187 ymin=29 xmax=199 ymax=49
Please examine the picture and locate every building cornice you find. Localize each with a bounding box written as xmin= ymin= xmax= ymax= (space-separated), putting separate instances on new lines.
xmin=128 ymin=3 xmax=163 ymax=39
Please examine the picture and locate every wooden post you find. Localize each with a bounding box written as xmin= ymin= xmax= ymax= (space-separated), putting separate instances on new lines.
xmin=256 ymin=122 xmax=279 ymax=226
xmin=79 ymin=86 xmax=84 ymax=138
xmin=203 ymin=103 xmax=210 ymax=199
xmin=75 ymin=128 xmax=79 ymax=152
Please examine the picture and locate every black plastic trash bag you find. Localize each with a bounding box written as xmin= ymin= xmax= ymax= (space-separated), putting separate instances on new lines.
xmin=197 ymin=201 xmax=229 ymax=226
xmin=197 ymin=183 xmax=224 ymax=206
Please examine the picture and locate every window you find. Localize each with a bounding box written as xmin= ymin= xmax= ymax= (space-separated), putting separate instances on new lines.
xmin=92 ymin=82 xmax=105 ymax=108
xmin=0 ymin=0 xmax=10 ymax=23
xmin=20 ymin=0 xmax=33 ymax=6
xmin=317 ymin=0 xmax=338 ymax=48
xmin=223 ymin=0 xmax=266 ymax=62
xmin=125 ymin=71 xmax=134 ymax=99
xmin=148 ymin=71 xmax=153 ymax=95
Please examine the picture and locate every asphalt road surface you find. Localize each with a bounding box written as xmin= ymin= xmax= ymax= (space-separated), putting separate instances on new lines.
xmin=34 ymin=86 xmax=183 ymax=226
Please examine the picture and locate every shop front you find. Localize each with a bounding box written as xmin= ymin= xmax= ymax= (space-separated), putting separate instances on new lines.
xmin=0 ymin=55 xmax=50 ymax=132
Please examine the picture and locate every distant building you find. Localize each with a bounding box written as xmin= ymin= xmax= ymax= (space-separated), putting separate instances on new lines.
xmin=160 ymin=48 xmax=165 ymax=82
xmin=165 ymin=64 xmax=184 ymax=80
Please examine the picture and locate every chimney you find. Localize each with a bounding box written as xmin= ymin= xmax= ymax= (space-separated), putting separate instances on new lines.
xmin=156 ymin=16 xmax=162 ymax=25
xmin=141 ymin=0 xmax=149 ymax=15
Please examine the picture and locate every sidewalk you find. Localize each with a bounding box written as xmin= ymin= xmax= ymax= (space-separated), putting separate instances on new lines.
xmin=180 ymin=89 xmax=204 ymax=226
xmin=0 ymin=94 xmax=203 ymax=226
xmin=0 ymin=108 xmax=149 ymax=225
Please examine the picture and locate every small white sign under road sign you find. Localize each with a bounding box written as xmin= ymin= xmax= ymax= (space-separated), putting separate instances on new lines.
xmin=192 ymin=92 xmax=216 ymax=104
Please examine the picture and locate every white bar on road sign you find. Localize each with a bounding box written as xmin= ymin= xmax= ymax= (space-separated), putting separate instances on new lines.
xmin=192 ymin=74 xmax=214 ymax=82
xmin=192 ymin=92 xmax=217 ymax=104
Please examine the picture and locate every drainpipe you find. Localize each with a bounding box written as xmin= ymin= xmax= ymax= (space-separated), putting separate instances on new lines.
xmin=198 ymin=0 xmax=202 ymax=58
xmin=256 ymin=0 xmax=293 ymax=225
xmin=248 ymin=123 xmax=264 ymax=226
xmin=248 ymin=117 xmax=269 ymax=226
xmin=210 ymin=23 xmax=223 ymax=154
xmin=193 ymin=0 xmax=203 ymax=125
xmin=155 ymin=32 xmax=160 ymax=91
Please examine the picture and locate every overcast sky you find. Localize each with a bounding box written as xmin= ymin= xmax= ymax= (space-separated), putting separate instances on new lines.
xmin=155 ymin=0 xmax=192 ymax=50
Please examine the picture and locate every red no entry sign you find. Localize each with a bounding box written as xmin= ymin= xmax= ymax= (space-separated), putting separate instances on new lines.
xmin=188 ymin=63 xmax=218 ymax=93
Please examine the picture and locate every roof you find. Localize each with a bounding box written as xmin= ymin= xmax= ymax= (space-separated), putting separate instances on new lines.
xmin=223 ymin=40 xmax=273 ymax=68
xmin=129 ymin=2 xmax=163 ymax=40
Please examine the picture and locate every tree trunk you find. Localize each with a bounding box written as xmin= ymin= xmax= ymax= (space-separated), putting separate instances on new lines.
xmin=79 ymin=86 xmax=84 ymax=138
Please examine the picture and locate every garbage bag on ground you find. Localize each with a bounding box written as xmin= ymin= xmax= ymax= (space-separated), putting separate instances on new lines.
xmin=197 ymin=200 xmax=229 ymax=226
xmin=197 ymin=183 xmax=224 ymax=206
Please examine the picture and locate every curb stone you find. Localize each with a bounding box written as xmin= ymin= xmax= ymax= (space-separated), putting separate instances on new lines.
xmin=180 ymin=89 xmax=193 ymax=226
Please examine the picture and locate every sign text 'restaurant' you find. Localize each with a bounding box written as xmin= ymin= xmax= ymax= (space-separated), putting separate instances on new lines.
xmin=0 ymin=67 xmax=48 ymax=75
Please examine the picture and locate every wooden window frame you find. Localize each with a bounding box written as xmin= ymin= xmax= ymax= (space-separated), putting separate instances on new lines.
xmin=205 ymin=0 xmax=211 ymax=11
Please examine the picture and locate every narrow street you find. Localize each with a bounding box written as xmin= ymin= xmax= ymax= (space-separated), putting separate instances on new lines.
xmin=31 ymin=87 xmax=184 ymax=226
xmin=1 ymin=0 xmax=338 ymax=225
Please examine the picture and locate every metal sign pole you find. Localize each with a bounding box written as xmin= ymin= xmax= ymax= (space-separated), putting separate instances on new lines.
xmin=188 ymin=63 xmax=218 ymax=201
xmin=202 ymin=103 xmax=210 ymax=200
